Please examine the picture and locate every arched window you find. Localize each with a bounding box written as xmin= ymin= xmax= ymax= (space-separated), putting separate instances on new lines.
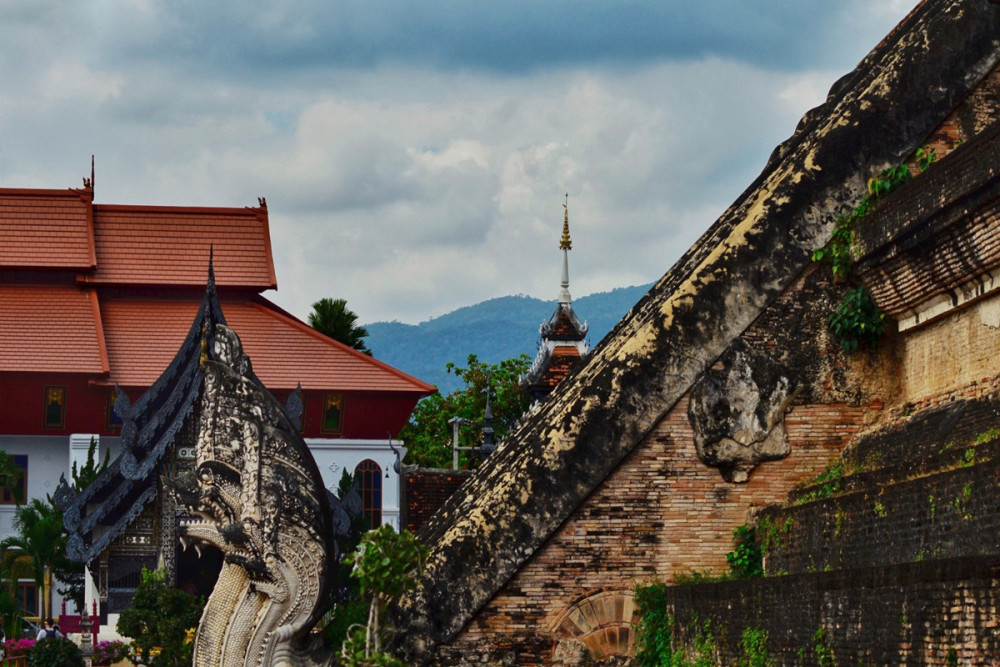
xmin=354 ymin=459 xmax=382 ymax=527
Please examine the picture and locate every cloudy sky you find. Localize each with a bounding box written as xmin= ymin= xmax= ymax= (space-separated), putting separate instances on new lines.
xmin=1 ymin=0 xmax=918 ymax=325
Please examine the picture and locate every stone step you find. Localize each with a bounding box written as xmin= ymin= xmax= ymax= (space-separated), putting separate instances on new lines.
xmin=758 ymin=452 xmax=1000 ymax=575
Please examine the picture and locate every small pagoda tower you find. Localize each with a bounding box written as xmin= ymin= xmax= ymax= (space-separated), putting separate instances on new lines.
xmin=521 ymin=195 xmax=589 ymax=406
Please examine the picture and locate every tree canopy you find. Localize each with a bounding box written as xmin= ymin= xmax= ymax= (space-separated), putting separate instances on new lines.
xmin=399 ymin=354 xmax=531 ymax=468
xmin=309 ymin=298 xmax=371 ymax=355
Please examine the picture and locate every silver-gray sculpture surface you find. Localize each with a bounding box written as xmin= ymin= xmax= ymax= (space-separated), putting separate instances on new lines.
xmin=59 ymin=267 xmax=343 ymax=666
xmin=171 ymin=322 xmax=336 ymax=667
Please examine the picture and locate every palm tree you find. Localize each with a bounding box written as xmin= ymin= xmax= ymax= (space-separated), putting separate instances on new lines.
xmin=0 ymin=499 xmax=70 ymax=620
xmin=0 ymin=550 xmax=30 ymax=639
xmin=308 ymin=298 xmax=372 ymax=355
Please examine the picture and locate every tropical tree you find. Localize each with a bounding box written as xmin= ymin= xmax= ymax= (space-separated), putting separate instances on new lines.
xmin=0 ymin=549 xmax=31 ymax=639
xmin=339 ymin=524 xmax=426 ymax=666
xmin=309 ymin=298 xmax=371 ymax=355
xmin=399 ymin=354 xmax=532 ymax=468
xmin=0 ymin=499 xmax=70 ymax=620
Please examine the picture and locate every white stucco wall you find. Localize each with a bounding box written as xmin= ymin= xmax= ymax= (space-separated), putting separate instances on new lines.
xmin=306 ymin=439 xmax=407 ymax=530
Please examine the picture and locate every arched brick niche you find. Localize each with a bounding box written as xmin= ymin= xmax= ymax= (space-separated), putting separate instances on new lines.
xmin=548 ymin=590 xmax=637 ymax=661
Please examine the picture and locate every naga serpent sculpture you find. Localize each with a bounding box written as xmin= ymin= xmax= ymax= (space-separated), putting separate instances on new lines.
xmin=169 ymin=323 xmax=339 ymax=667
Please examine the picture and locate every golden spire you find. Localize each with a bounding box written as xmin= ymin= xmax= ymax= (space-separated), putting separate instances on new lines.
xmin=560 ymin=193 xmax=572 ymax=250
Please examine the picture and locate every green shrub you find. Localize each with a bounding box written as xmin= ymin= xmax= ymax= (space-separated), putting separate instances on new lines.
xmin=634 ymin=582 xmax=677 ymax=667
xmin=117 ymin=567 xmax=203 ymax=667
xmin=27 ymin=636 xmax=84 ymax=667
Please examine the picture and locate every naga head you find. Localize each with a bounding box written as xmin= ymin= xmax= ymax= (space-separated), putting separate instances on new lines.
xmin=170 ymin=324 xmax=337 ymax=666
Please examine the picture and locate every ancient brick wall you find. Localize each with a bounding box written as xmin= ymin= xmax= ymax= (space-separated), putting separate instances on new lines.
xmin=919 ymin=61 xmax=1000 ymax=162
xmin=403 ymin=468 xmax=473 ymax=533
xmin=425 ymin=266 xmax=892 ymax=666
xmin=762 ymin=441 xmax=1000 ymax=575
xmin=432 ymin=398 xmax=877 ymax=665
xmin=663 ymin=556 xmax=1000 ymax=666
xmin=899 ymin=293 xmax=1000 ymax=403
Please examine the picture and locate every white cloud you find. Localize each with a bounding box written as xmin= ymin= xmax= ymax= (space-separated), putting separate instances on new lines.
xmin=0 ymin=0 xmax=921 ymax=326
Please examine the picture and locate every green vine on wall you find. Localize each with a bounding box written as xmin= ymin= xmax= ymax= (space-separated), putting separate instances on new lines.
xmin=726 ymin=525 xmax=763 ymax=579
xmin=812 ymin=147 xmax=936 ymax=352
xmin=633 ymin=584 xmax=717 ymax=667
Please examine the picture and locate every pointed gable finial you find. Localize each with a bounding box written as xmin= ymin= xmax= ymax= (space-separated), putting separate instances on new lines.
xmin=208 ymin=244 xmax=216 ymax=292
xmin=560 ymin=193 xmax=572 ymax=251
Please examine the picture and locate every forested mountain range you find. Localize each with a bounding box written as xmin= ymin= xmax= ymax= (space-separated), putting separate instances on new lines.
xmin=365 ymin=284 xmax=652 ymax=395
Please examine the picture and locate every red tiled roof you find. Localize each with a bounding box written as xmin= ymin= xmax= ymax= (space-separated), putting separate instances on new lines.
xmin=0 ymin=284 xmax=108 ymax=373
xmin=82 ymin=204 xmax=276 ymax=290
xmin=0 ymin=188 xmax=95 ymax=270
xmin=100 ymin=296 xmax=434 ymax=394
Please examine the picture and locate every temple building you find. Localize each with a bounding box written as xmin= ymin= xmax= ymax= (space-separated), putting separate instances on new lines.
xmin=0 ymin=182 xmax=432 ymax=620
xmin=520 ymin=197 xmax=590 ymax=405
xmin=397 ymin=2 xmax=1000 ymax=664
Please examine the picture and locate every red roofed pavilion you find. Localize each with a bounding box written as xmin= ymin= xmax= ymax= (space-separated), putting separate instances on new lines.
xmin=0 ymin=180 xmax=432 ymax=618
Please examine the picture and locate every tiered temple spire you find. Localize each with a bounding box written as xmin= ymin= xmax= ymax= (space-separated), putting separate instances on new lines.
xmin=520 ymin=196 xmax=590 ymax=406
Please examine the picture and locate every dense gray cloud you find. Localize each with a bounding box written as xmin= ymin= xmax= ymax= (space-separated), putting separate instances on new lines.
xmin=81 ymin=1 xmax=916 ymax=74
xmin=0 ymin=1 xmax=918 ymax=325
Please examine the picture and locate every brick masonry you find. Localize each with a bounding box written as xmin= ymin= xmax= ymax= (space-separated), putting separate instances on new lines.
xmin=432 ymin=398 xmax=874 ymax=665
xmin=402 ymin=13 xmax=1000 ymax=665
xmin=404 ymin=468 xmax=473 ymax=533
xmin=663 ymin=555 xmax=1000 ymax=666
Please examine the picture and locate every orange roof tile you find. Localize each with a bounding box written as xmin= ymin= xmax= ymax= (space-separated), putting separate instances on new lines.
xmin=100 ymin=296 xmax=434 ymax=394
xmin=83 ymin=204 xmax=276 ymax=290
xmin=0 ymin=284 xmax=108 ymax=373
xmin=0 ymin=188 xmax=95 ymax=270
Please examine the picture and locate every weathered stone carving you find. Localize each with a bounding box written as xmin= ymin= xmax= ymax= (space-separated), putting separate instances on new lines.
xmin=688 ymin=341 xmax=800 ymax=482
xmin=170 ymin=323 xmax=337 ymax=667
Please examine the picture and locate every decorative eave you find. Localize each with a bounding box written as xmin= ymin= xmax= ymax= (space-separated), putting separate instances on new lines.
xmin=855 ymin=117 xmax=1000 ymax=329
xmin=394 ymin=0 xmax=1000 ymax=654
xmin=56 ymin=264 xmax=229 ymax=564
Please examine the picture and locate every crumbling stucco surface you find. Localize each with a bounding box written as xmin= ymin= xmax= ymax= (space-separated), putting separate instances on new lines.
xmin=393 ymin=1 xmax=1000 ymax=661
xmin=688 ymin=341 xmax=800 ymax=482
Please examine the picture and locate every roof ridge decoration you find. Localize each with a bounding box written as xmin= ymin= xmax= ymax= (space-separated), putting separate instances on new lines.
xmin=394 ymin=0 xmax=1000 ymax=655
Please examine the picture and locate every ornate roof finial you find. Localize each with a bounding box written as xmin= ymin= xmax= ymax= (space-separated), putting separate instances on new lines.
xmin=560 ymin=193 xmax=572 ymax=250
xmin=558 ymin=194 xmax=573 ymax=306
xmin=258 ymin=196 xmax=267 ymax=210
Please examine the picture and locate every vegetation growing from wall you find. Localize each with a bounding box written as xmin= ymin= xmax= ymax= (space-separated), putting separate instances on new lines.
xmin=812 ymin=148 xmax=936 ymax=352
xmin=794 ymin=463 xmax=845 ymax=505
xmin=737 ymin=627 xmax=771 ymax=667
xmin=726 ymin=525 xmax=763 ymax=579
xmin=634 ymin=583 xmax=718 ymax=667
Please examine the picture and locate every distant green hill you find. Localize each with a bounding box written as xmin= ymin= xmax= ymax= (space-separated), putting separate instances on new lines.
xmin=365 ymin=284 xmax=652 ymax=394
